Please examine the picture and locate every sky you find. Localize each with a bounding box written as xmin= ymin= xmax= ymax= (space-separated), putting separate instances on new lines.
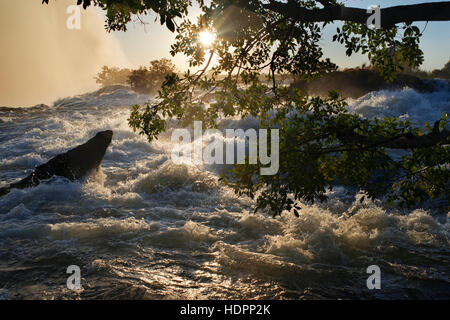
xmin=0 ymin=0 xmax=128 ymax=106
xmin=110 ymin=0 xmax=450 ymax=71
xmin=0 ymin=0 xmax=449 ymax=106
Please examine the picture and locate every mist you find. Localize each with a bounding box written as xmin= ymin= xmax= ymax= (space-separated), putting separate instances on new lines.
xmin=0 ymin=0 xmax=129 ymax=107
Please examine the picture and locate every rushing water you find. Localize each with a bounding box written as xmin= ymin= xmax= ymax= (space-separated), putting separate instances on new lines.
xmin=0 ymin=84 xmax=449 ymax=299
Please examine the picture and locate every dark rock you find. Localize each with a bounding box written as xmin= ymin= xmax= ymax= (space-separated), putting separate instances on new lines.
xmin=0 ymin=130 xmax=113 ymax=197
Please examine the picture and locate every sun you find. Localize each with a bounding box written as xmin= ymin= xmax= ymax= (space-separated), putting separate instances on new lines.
xmin=198 ymin=31 xmax=216 ymax=47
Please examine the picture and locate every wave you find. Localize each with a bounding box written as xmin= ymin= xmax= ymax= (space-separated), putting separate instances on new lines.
xmin=0 ymin=84 xmax=448 ymax=299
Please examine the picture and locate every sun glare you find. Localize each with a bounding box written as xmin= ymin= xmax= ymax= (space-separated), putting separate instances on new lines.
xmin=199 ymin=31 xmax=215 ymax=47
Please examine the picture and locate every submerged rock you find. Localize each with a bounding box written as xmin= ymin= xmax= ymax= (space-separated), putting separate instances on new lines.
xmin=0 ymin=130 xmax=113 ymax=197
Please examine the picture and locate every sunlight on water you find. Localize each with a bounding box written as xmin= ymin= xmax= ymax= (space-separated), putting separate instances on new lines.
xmin=0 ymin=85 xmax=449 ymax=299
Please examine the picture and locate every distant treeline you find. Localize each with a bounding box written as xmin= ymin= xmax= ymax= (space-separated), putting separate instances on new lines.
xmin=342 ymin=60 xmax=450 ymax=80
xmin=95 ymin=58 xmax=176 ymax=94
xmin=96 ymin=59 xmax=449 ymax=95
xmin=403 ymin=60 xmax=450 ymax=80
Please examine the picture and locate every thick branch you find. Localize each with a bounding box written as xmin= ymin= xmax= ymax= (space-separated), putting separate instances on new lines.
xmin=317 ymin=0 xmax=332 ymax=8
xmin=380 ymin=129 xmax=450 ymax=149
xmin=264 ymin=1 xmax=450 ymax=28
xmin=336 ymin=124 xmax=450 ymax=150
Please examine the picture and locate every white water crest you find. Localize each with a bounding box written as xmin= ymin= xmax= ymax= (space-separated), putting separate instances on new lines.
xmin=0 ymin=84 xmax=448 ymax=299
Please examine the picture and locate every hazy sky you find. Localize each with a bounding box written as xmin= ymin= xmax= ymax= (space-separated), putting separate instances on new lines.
xmin=0 ymin=0 xmax=128 ymax=106
xmin=111 ymin=0 xmax=450 ymax=71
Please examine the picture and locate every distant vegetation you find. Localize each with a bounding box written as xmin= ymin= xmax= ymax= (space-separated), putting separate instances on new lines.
xmin=95 ymin=66 xmax=132 ymax=87
xmin=347 ymin=59 xmax=450 ymax=80
xmin=95 ymin=58 xmax=177 ymax=95
xmin=291 ymin=60 xmax=450 ymax=99
xmin=128 ymin=59 xmax=177 ymax=94
xmin=96 ymin=59 xmax=449 ymax=97
xmin=366 ymin=60 xmax=450 ymax=80
xmin=404 ymin=59 xmax=450 ymax=80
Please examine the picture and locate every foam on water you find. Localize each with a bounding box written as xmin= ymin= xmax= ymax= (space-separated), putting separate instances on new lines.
xmin=0 ymin=86 xmax=448 ymax=299
xmin=348 ymin=81 xmax=450 ymax=126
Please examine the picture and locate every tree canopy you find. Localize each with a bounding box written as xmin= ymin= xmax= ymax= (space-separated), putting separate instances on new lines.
xmin=43 ymin=0 xmax=450 ymax=215
xmin=128 ymin=58 xmax=177 ymax=94
xmin=95 ymin=66 xmax=132 ymax=87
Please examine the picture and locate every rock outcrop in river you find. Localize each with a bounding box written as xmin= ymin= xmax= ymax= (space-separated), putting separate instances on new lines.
xmin=0 ymin=130 xmax=113 ymax=196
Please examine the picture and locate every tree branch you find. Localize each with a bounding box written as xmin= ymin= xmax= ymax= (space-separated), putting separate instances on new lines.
xmin=380 ymin=128 xmax=450 ymax=149
xmin=264 ymin=1 xmax=450 ymax=28
xmin=317 ymin=0 xmax=332 ymax=8
xmin=334 ymin=123 xmax=450 ymax=151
